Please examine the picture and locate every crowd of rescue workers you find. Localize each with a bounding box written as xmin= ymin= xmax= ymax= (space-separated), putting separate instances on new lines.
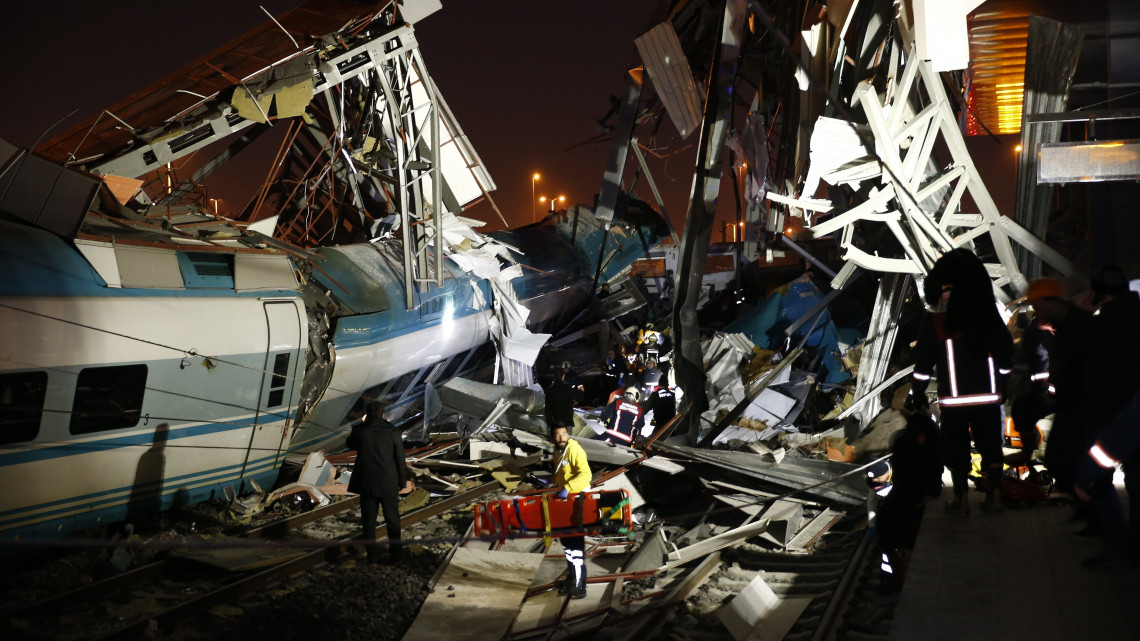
xmin=344 ymin=248 xmax=1140 ymax=598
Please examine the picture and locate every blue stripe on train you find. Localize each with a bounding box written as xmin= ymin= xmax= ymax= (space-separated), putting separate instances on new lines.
xmin=0 ymin=454 xmax=285 ymax=533
xmin=0 ymin=410 xmax=296 ymax=467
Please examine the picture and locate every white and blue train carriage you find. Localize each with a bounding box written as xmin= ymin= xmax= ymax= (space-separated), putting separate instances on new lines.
xmin=0 ymin=216 xmax=308 ymax=541
xmin=284 ymin=200 xmax=671 ymax=455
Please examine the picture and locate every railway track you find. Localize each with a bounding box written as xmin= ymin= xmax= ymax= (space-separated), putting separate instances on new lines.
xmin=3 ymin=481 xmax=498 ymax=641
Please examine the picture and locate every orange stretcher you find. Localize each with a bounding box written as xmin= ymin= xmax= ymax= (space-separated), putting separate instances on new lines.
xmin=473 ymin=489 xmax=633 ymax=544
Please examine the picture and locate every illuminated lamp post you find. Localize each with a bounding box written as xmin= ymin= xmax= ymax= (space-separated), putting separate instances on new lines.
xmin=539 ymin=194 xmax=566 ymax=213
xmin=531 ymin=173 xmax=540 ymax=223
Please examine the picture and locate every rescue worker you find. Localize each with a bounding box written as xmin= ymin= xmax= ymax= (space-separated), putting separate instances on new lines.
xmin=1075 ymin=388 xmax=1140 ymax=568
xmin=1008 ymin=279 xmax=1063 ymax=469
xmin=552 ymin=424 xmax=591 ymax=598
xmin=911 ymin=249 xmax=1014 ymax=515
xmin=647 ymin=384 xmax=677 ymax=431
xmin=603 ymin=348 xmax=629 ymax=393
xmin=1031 ymin=282 xmax=1093 ymax=499
xmin=1078 ymin=266 xmax=1140 ymax=562
xmin=543 ymin=364 xmax=575 ymax=430
xmin=598 ymin=387 xmax=645 ymax=446
xmin=638 ymin=323 xmax=661 ymax=361
xmin=639 ymin=358 xmax=664 ymax=395
xmin=876 ymin=413 xmax=943 ymax=592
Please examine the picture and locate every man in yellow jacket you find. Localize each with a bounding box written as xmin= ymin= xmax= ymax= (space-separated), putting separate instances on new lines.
xmin=552 ymin=424 xmax=591 ymax=599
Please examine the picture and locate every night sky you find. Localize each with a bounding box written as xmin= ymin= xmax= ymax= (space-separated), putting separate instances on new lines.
xmin=0 ymin=1 xmax=697 ymax=232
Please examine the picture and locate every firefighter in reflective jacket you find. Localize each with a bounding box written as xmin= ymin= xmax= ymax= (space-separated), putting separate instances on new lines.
xmin=599 ymin=387 xmax=646 ymax=445
xmin=552 ymin=424 xmax=591 ymax=598
xmin=1075 ymin=389 xmax=1140 ymax=567
xmin=911 ymin=249 xmax=1014 ymax=515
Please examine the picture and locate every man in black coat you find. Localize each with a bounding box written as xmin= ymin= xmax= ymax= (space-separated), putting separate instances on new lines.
xmin=347 ymin=400 xmax=414 ymax=563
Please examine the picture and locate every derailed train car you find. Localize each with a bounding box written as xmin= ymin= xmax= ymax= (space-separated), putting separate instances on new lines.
xmin=0 ymin=150 xmax=666 ymax=541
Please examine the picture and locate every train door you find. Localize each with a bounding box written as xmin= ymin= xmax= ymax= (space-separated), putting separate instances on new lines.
xmin=240 ymin=301 xmax=303 ymax=478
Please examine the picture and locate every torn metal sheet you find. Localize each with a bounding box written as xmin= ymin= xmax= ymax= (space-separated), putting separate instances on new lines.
xmin=635 ymin=22 xmax=702 ymax=140
xmin=439 ymin=377 xmax=548 ymax=433
xmin=661 ymin=445 xmax=866 ymax=505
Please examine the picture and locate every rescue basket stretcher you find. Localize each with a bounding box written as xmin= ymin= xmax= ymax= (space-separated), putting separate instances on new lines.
xmin=473 ymin=489 xmax=633 ymax=543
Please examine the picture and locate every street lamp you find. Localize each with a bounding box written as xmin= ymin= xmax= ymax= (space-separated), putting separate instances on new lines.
xmin=539 ymin=195 xmax=566 ymax=213
xmin=531 ymin=173 xmax=540 ymax=223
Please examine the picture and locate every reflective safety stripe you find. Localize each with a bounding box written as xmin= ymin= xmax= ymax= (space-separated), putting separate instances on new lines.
xmin=881 ymin=553 xmax=894 ymax=574
xmin=913 ymin=372 xmax=931 ymax=381
xmin=998 ymin=368 xmax=1012 ymax=376
xmin=1090 ymin=442 xmax=1119 ymax=469
xmin=603 ymin=429 xmax=633 ymax=443
xmin=1030 ymin=372 xmax=1050 ymax=381
xmin=940 ymin=339 xmax=1001 ymax=405
xmin=940 ymin=393 xmax=1001 ymax=406
xmin=946 ymin=339 xmax=959 ymax=397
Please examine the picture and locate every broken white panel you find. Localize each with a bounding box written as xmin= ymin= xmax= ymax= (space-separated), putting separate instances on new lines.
xmin=246 ymin=214 xmax=279 ymax=236
xmin=297 ymin=451 xmax=333 ymax=486
xmin=450 ymin=248 xmax=507 ymax=280
xmin=398 ymin=0 xmax=442 ymax=24
xmin=75 ymin=240 xmax=122 ymax=287
xmin=406 ymin=60 xmax=495 ymax=208
xmin=426 ymin=210 xmax=489 ymax=250
xmin=489 ymin=277 xmax=551 ymax=370
xmin=741 ymin=386 xmax=799 ymax=427
xmin=716 ymin=574 xmax=814 ymax=641
xmin=635 ymin=22 xmax=702 ymax=139
xmin=800 ymin=117 xmax=874 ymax=199
xmin=266 ymin=482 xmax=331 ymax=507
xmin=795 ymin=21 xmax=824 ymax=91
xmin=402 ymin=548 xmax=543 ymax=641
xmin=666 ymin=519 xmax=769 ymax=567
xmin=913 ymin=0 xmax=985 ymax=72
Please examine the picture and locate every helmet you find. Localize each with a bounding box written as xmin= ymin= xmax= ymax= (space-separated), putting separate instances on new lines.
xmin=1025 ymin=278 xmax=1064 ymax=304
xmin=624 ymin=386 xmax=641 ymax=402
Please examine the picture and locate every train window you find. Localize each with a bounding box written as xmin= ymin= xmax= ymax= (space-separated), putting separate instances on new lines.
xmin=0 ymin=371 xmax=48 ymax=444
xmin=70 ymin=364 xmax=147 ymax=434
xmin=266 ymin=353 xmax=290 ymax=408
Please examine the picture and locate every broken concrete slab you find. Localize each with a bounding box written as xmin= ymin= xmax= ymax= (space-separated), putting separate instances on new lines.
xmin=716 ymin=574 xmax=813 ymax=641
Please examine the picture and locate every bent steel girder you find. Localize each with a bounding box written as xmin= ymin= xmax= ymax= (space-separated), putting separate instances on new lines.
xmin=796 ymin=49 xmax=1028 ymax=302
xmin=53 ymin=9 xmax=492 ymax=311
